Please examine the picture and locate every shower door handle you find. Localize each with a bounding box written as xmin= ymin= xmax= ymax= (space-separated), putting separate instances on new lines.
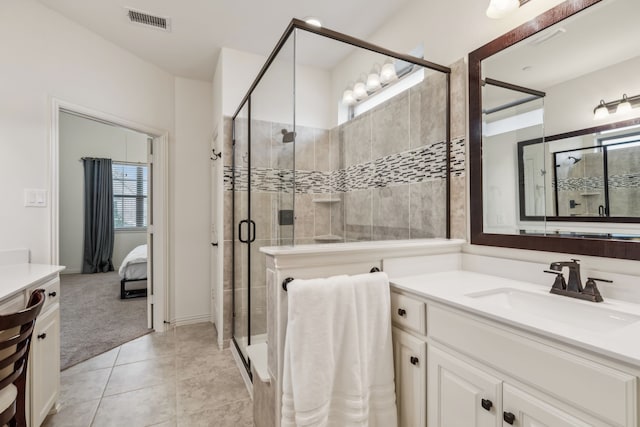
xmin=238 ymin=220 xmax=249 ymax=243
xmin=249 ymin=220 xmax=256 ymax=243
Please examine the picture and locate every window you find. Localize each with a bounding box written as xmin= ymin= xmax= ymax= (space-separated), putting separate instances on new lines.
xmin=112 ymin=162 xmax=148 ymax=229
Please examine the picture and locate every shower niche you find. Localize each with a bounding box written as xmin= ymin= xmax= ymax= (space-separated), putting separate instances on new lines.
xmin=228 ymin=20 xmax=452 ymax=377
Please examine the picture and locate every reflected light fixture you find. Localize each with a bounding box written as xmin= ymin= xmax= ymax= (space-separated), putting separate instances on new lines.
xmin=486 ymin=0 xmax=520 ymax=19
xmin=366 ymin=65 xmax=382 ymax=92
xmin=617 ymin=94 xmax=632 ymax=114
xmin=353 ymin=79 xmax=368 ymax=100
xmin=593 ymin=100 xmax=609 ymax=120
xmin=380 ymin=60 xmax=397 ymax=85
xmin=303 ymin=16 xmax=322 ymax=27
xmin=593 ymin=94 xmax=640 ymax=120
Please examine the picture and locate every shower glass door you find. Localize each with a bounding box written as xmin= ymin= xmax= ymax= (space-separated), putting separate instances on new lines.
xmin=233 ymin=101 xmax=250 ymax=367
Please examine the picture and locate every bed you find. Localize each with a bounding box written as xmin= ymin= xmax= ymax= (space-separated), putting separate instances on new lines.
xmin=118 ymin=244 xmax=148 ymax=299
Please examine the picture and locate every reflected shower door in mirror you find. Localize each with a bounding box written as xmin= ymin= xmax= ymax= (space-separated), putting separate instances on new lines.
xmin=482 ymin=79 xmax=545 ymax=235
xmin=469 ymin=0 xmax=640 ymax=259
xmin=517 ymin=120 xmax=640 ymax=224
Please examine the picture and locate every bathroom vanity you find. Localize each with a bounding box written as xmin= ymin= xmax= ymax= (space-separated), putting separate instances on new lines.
xmin=0 ymin=250 xmax=64 ymax=427
xmin=391 ymin=259 xmax=640 ymax=427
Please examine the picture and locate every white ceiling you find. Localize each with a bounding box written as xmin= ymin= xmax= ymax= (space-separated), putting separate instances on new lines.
xmin=37 ymin=0 xmax=412 ymax=81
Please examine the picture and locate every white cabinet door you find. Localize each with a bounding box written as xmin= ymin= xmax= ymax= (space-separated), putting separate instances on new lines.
xmin=392 ymin=328 xmax=426 ymax=427
xmin=502 ymin=384 xmax=600 ymax=427
xmin=30 ymin=306 xmax=60 ymax=427
xmin=428 ymin=345 xmax=502 ymax=427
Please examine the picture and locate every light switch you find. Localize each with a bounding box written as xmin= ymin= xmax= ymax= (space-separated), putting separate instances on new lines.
xmin=24 ymin=189 xmax=47 ymax=207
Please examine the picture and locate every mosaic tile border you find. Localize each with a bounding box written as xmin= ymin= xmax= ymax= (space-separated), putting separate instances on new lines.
xmin=556 ymin=174 xmax=640 ymax=192
xmin=223 ymin=141 xmax=456 ymax=193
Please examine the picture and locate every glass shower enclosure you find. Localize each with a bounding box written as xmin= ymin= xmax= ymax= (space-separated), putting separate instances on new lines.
xmin=231 ymin=20 xmax=452 ymax=376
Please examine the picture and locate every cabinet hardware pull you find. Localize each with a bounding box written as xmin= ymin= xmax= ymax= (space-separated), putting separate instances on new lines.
xmin=481 ymin=399 xmax=492 ymax=411
xmin=503 ymin=412 xmax=515 ymax=425
xmin=410 ymin=356 xmax=419 ymax=365
xmin=48 ymin=291 xmax=57 ymax=297
xmin=37 ymin=333 xmax=47 ymax=340
xmin=397 ymin=308 xmax=407 ymax=317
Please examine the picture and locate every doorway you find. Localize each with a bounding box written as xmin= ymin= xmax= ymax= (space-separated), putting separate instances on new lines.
xmin=50 ymin=100 xmax=169 ymax=369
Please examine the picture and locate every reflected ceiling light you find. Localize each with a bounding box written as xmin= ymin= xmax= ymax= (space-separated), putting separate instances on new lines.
xmin=303 ymin=16 xmax=322 ymax=27
xmin=353 ymin=79 xmax=368 ymax=100
xmin=486 ymin=0 xmax=520 ymax=19
xmin=366 ymin=66 xmax=382 ymax=92
xmin=380 ymin=60 xmax=397 ymax=85
xmin=342 ymin=87 xmax=356 ymax=106
xmin=617 ymin=94 xmax=632 ymax=114
xmin=593 ymin=100 xmax=609 ymax=120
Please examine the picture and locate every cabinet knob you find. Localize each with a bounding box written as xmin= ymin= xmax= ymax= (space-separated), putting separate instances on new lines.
xmin=503 ymin=412 xmax=516 ymax=425
xmin=410 ymin=356 xmax=419 ymax=366
xmin=48 ymin=291 xmax=57 ymax=297
xmin=481 ymin=399 xmax=493 ymax=411
xmin=37 ymin=333 xmax=47 ymax=340
xmin=397 ymin=308 xmax=407 ymax=317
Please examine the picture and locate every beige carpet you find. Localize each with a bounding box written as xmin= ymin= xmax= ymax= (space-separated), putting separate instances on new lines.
xmin=60 ymin=271 xmax=151 ymax=370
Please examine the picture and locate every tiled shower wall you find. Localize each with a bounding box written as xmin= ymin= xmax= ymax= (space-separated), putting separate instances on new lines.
xmin=219 ymin=58 xmax=468 ymax=344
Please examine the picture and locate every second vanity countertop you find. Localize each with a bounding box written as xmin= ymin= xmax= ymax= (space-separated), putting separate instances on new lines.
xmin=391 ymin=270 xmax=640 ymax=368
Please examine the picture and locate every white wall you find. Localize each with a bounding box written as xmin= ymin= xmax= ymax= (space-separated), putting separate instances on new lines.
xmin=0 ymin=0 xmax=174 ymax=265
xmin=59 ymin=112 xmax=148 ymax=273
xmin=219 ymin=47 xmax=332 ymax=129
xmin=172 ymin=77 xmax=213 ymax=324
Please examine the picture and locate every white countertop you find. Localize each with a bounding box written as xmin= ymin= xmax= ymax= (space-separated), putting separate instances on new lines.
xmin=0 ymin=263 xmax=65 ymax=300
xmin=391 ymin=270 xmax=640 ymax=367
xmin=260 ymin=238 xmax=465 ymax=256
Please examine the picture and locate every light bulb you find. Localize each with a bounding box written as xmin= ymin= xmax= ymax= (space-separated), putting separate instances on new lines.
xmin=366 ymin=71 xmax=381 ymax=92
xmin=353 ymin=81 xmax=368 ymax=100
xmin=617 ymin=94 xmax=632 ymax=114
xmin=593 ymin=100 xmax=609 ymax=120
xmin=342 ymin=89 xmax=356 ymax=106
xmin=486 ymin=0 xmax=519 ymax=19
xmin=380 ymin=61 xmax=397 ymax=85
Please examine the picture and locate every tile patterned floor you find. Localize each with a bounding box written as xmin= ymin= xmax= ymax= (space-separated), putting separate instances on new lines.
xmin=43 ymin=323 xmax=253 ymax=427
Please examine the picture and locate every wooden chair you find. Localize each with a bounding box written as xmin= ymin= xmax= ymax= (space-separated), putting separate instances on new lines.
xmin=0 ymin=289 xmax=45 ymax=427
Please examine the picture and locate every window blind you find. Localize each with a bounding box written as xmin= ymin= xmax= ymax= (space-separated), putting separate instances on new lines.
xmin=112 ymin=162 xmax=148 ymax=229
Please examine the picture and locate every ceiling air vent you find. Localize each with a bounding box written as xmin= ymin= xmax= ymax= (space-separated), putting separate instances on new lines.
xmin=126 ymin=8 xmax=171 ymax=32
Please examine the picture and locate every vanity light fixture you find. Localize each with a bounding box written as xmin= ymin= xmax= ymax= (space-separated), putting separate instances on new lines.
xmin=353 ymin=80 xmax=368 ymax=101
xmin=593 ymin=94 xmax=640 ymax=120
xmin=380 ymin=60 xmax=398 ymax=85
xmin=366 ymin=65 xmax=382 ymax=92
xmin=342 ymin=86 xmax=356 ymax=106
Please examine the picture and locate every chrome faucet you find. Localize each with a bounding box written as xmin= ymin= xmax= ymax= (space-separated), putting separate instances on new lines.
xmin=544 ymin=259 xmax=612 ymax=303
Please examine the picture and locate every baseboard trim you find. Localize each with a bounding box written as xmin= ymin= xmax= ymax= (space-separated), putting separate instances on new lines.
xmin=172 ymin=314 xmax=212 ymax=327
xmin=60 ymin=268 xmax=81 ymax=275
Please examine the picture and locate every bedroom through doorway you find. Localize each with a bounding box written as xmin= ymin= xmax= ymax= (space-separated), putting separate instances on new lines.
xmin=57 ymin=110 xmax=154 ymax=370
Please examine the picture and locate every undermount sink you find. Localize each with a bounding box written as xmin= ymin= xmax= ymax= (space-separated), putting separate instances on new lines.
xmin=466 ymin=288 xmax=640 ymax=333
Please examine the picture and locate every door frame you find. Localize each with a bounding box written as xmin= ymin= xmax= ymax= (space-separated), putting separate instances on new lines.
xmin=48 ymin=98 xmax=170 ymax=332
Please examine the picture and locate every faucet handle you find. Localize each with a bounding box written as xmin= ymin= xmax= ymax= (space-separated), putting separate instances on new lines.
xmin=544 ymin=270 xmax=567 ymax=291
xmin=582 ymin=277 xmax=612 ymax=303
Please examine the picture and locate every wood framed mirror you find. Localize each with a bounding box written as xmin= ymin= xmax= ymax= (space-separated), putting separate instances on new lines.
xmin=468 ymin=0 xmax=640 ymax=260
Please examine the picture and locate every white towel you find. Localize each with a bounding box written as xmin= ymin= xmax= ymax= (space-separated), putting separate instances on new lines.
xmin=282 ymin=272 xmax=398 ymax=427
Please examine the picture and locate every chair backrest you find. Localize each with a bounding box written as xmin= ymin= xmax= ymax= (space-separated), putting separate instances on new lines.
xmin=0 ymin=289 xmax=45 ymax=391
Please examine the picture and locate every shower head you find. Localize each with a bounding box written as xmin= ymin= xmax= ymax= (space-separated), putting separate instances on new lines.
xmin=568 ymin=155 xmax=582 ymax=164
xmin=281 ymin=129 xmax=296 ymax=143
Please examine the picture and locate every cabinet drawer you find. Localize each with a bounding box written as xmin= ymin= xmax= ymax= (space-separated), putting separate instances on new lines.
xmin=35 ymin=276 xmax=60 ymax=312
xmin=391 ymin=292 xmax=426 ymax=335
xmin=429 ymin=305 xmax=637 ymax=427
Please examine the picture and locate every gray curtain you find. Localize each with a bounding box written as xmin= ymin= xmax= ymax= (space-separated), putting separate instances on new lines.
xmin=82 ymin=158 xmax=114 ymax=273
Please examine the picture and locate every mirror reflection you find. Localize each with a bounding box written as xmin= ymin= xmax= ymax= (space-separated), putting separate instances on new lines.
xmin=480 ymin=0 xmax=640 ymax=240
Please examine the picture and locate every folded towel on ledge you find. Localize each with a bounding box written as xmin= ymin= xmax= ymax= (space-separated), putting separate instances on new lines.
xmin=282 ymin=272 xmax=398 ymax=427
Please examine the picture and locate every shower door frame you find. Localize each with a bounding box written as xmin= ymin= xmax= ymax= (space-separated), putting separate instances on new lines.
xmin=230 ymin=18 xmax=454 ymax=378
